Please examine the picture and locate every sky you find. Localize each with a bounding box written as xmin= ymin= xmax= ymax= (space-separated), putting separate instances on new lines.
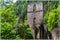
xmin=13 ymin=0 xmax=17 ymax=3
xmin=3 ymin=0 xmax=17 ymax=3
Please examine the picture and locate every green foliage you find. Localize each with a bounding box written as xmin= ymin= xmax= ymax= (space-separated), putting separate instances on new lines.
xmin=15 ymin=35 xmax=22 ymax=40
xmin=44 ymin=5 xmax=60 ymax=31
xmin=1 ymin=1 xmax=60 ymax=39
xmin=14 ymin=1 xmax=28 ymax=23
xmin=44 ymin=12 xmax=49 ymax=23
xmin=14 ymin=1 xmax=27 ymax=17
xmin=16 ymin=20 xmax=33 ymax=39
xmin=0 ymin=1 xmax=33 ymax=39
xmin=57 ymin=5 xmax=60 ymax=19
xmin=1 ymin=4 xmax=18 ymax=39
xmin=48 ymin=9 xmax=59 ymax=31
xmin=43 ymin=1 xmax=59 ymax=14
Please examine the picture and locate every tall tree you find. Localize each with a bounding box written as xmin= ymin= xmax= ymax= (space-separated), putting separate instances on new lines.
xmin=14 ymin=1 xmax=27 ymax=23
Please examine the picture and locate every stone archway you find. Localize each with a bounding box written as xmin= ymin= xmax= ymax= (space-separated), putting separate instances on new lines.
xmin=27 ymin=2 xmax=44 ymax=39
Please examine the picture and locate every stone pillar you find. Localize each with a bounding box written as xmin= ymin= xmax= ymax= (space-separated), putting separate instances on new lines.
xmin=27 ymin=3 xmax=37 ymax=39
xmin=27 ymin=3 xmax=34 ymax=28
xmin=27 ymin=2 xmax=44 ymax=39
xmin=35 ymin=2 xmax=43 ymax=39
xmin=35 ymin=2 xmax=43 ymax=29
